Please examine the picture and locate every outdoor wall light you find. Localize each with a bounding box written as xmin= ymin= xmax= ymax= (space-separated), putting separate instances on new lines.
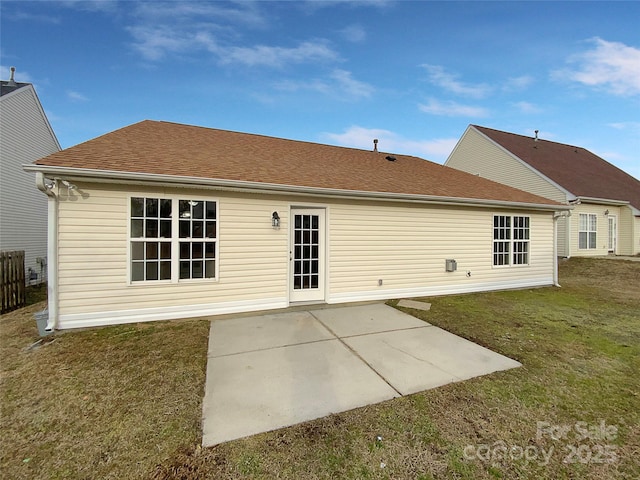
xmin=604 ymin=209 xmax=609 ymax=216
xmin=272 ymin=211 xmax=280 ymax=229
xmin=61 ymin=179 xmax=77 ymax=190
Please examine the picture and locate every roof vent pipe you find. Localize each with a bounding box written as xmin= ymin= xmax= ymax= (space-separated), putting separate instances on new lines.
xmin=7 ymin=66 xmax=17 ymax=87
xmin=373 ymin=138 xmax=378 ymax=152
xmin=534 ymin=130 xmax=539 ymax=142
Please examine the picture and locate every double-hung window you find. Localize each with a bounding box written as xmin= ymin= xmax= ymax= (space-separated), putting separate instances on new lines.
xmin=493 ymin=215 xmax=530 ymax=266
xmin=130 ymin=197 xmax=172 ymax=281
xmin=178 ymin=200 xmax=217 ymax=280
xmin=130 ymin=197 xmax=217 ymax=283
xmin=578 ymin=213 xmax=597 ymax=249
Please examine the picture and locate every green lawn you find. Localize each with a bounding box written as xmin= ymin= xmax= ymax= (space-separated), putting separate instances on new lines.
xmin=1 ymin=258 xmax=638 ymax=479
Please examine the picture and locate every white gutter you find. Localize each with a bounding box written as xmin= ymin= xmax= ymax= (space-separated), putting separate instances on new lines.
xmin=553 ymin=211 xmax=564 ymax=287
xmin=576 ymin=196 xmax=630 ymax=206
xmin=35 ymin=172 xmax=58 ymax=331
xmin=24 ymin=165 xmax=572 ymax=213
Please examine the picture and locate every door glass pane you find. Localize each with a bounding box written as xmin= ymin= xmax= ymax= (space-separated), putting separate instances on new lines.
xmin=292 ymin=213 xmax=320 ymax=291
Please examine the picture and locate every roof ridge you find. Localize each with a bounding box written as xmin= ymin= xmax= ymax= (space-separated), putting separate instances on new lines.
xmin=156 ymin=119 xmax=428 ymax=161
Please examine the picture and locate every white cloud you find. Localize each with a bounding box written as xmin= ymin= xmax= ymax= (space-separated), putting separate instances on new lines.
xmin=4 ymin=10 xmax=61 ymax=24
xmin=59 ymin=0 xmax=118 ymax=13
xmin=322 ymin=125 xmax=458 ymax=162
xmin=418 ymin=98 xmax=489 ymax=117
xmin=275 ymin=69 xmax=373 ymax=100
xmin=421 ymin=64 xmax=491 ymax=98
xmin=129 ymin=21 xmax=339 ymax=67
xmin=512 ymin=101 xmax=542 ymax=114
xmin=503 ymin=75 xmax=534 ymax=91
xmin=67 ymin=90 xmax=88 ymax=102
xmin=340 ymin=24 xmax=366 ymax=43
xmin=330 ymin=69 xmax=374 ymax=98
xmin=128 ymin=25 xmax=198 ymax=61
xmin=133 ymin=1 xmax=266 ymax=27
xmin=220 ymin=41 xmax=339 ymax=67
xmin=553 ymin=37 xmax=640 ymax=96
xmin=608 ymin=121 xmax=640 ymax=133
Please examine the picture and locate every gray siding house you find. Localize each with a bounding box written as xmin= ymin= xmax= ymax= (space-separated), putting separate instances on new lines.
xmin=1 ymin=67 xmax=61 ymax=283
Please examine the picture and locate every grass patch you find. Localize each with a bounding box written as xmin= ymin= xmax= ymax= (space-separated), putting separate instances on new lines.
xmin=1 ymin=258 xmax=639 ymax=479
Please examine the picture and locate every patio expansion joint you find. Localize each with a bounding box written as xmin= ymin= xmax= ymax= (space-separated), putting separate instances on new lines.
xmin=208 ymin=337 xmax=334 ymax=359
xmin=309 ymin=311 xmax=404 ymax=397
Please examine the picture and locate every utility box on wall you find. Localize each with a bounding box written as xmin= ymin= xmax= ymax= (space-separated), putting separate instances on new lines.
xmin=445 ymin=259 xmax=457 ymax=272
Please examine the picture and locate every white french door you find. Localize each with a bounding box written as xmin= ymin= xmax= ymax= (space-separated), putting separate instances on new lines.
xmin=608 ymin=215 xmax=617 ymax=253
xmin=290 ymin=208 xmax=325 ymax=303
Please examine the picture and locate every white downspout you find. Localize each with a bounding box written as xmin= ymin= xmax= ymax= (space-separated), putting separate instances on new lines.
xmin=553 ymin=212 xmax=562 ymax=287
xmin=35 ymin=172 xmax=58 ymax=331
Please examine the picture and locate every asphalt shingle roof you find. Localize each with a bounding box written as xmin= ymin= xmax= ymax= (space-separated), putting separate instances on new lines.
xmin=34 ymin=120 xmax=561 ymax=207
xmin=474 ymin=125 xmax=640 ymax=211
xmin=0 ymin=81 xmax=30 ymax=97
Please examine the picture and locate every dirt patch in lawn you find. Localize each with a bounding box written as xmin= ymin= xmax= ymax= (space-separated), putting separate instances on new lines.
xmin=2 ymin=258 xmax=639 ymax=479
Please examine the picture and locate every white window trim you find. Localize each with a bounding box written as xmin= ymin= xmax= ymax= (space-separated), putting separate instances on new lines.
xmin=492 ymin=214 xmax=531 ymax=268
xmin=127 ymin=195 xmax=219 ymax=285
xmin=578 ymin=213 xmax=597 ymax=250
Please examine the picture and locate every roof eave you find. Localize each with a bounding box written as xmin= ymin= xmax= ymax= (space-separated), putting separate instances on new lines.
xmin=576 ymin=196 xmax=631 ymax=206
xmin=24 ymin=164 xmax=569 ymax=212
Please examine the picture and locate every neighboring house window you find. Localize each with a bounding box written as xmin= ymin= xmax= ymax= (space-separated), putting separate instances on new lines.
xmin=579 ymin=214 xmax=597 ymax=249
xmin=493 ymin=215 xmax=530 ymax=266
xmin=130 ymin=197 xmax=217 ymax=282
xmin=179 ymin=200 xmax=217 ymax=279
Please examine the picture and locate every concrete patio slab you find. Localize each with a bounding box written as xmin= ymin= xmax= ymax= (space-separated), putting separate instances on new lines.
xmin=208 ymin=310 xmax=334 ymax=357
xmin=310 ymin=303 xmax=428 ymax=337
xmin=397 ymin=299 xmax=432 ymax=311
xmin=202 ymin=303 xmax=521 ymax=446
xmin=202 ymin=338 xmax=399 ymax=446
xmin=343 ymin=326 xmax=521 ymax=395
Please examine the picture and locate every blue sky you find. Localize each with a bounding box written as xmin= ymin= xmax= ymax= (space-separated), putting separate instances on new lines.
xmin=2 ymin=1 xmax=639 ymax=179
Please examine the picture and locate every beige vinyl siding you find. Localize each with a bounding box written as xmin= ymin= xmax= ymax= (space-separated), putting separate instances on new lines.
xmin=557 ymin=215 xmax=568 ymax=257
xmin=635 ymin=217 xmax=640 ymax=256
xmin=0 ymin=86 xmax=59 ymax=283
xmin=57 ymin=184 xmax=289 ymax=321
xmin=328 ymin=201 xmax=553 ymax=299
xmin=447 ymin=127 xmax=568 ymax=204
xmin=56 ymin=183 xmax=556 ymax=328
xmin=569 ymin=203 xmax=615 ymax=257
xmin=617 ymin=206 xmax=639 ymax=256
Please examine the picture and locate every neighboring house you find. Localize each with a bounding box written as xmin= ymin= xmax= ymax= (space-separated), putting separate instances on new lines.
xmin=25 ymin=120 xmax=569 ymax=330
xmin=1 ymin=67 xmax=61 ymax=284
xmin=446 ymin=125 xmax=640 ymax=258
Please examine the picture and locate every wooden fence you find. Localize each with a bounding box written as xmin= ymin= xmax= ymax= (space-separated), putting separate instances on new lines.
xmin=1 ymin=250 xmax=26 ymax=314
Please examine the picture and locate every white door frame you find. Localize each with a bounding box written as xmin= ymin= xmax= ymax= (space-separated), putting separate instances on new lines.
xmin=289 ymin=207 xmax=326 ymax=303
xmin=608 ymin=214 xmax=617 ymax=254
